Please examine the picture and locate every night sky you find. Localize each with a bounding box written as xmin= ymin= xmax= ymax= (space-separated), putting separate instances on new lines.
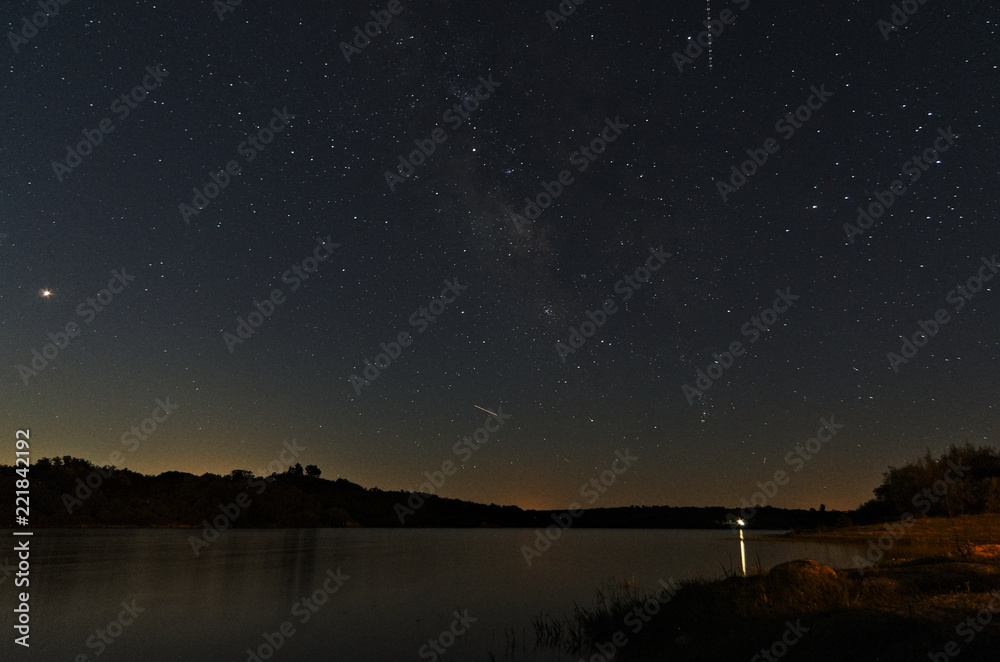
xmin=3 ymin=0 xmax=998 ymax=513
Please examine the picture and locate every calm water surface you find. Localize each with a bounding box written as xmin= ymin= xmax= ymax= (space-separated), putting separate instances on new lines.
xmin=6 ymin=529 xmax=869 ymax=661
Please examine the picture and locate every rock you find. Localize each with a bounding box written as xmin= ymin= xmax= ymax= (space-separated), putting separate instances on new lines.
xmin=766 ymin=559 xmax=845 ymax=612
xmin=971 ymin=544 xmax=1000 ymax=558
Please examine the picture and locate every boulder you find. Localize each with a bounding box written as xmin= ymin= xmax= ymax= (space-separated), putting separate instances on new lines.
xmin=766 ymin=559 xmax=845 ymax=612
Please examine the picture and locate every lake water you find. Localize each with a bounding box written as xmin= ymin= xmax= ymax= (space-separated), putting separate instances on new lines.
xmin=5 ymin=529 xmax=868 ymax=661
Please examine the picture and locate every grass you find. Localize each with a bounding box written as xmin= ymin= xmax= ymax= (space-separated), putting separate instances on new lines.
xmin=770 ymin=513 xmax=1000 ymax=548
xmin=532 ymin=577 xmax=648 ymax=652
xmin=533 ymin=551 xmax=1000 ymax=660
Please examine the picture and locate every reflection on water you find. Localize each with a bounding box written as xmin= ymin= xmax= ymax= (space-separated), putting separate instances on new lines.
xmin=8 ymin=528 xmax=869 ymax=661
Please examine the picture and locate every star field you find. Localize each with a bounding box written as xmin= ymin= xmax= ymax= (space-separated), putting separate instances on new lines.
xmin=2 ymin=0 xmax=998 ymax=512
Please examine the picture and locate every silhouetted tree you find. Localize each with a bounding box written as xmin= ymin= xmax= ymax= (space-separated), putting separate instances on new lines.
xmin=0 ymin=455 xmax=853 ymax=530
xmin=305 ymin=464 xmax=321 ymax=477
xmin=862 ymin=444 xmax=1000 ymax=521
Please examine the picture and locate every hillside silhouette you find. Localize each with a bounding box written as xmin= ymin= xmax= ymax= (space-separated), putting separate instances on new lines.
xmin=3 ymin=455 xmax=844 ymax=529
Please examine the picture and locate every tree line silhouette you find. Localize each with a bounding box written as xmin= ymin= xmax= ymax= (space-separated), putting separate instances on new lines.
xmin=4 ymin=445 xmax=995 ymax=529
xmin=852 ymin=443 xmax=1000 ymax=523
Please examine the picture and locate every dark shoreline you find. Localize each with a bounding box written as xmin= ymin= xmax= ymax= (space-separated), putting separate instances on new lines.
xmin=537 ymin=554 xmax=1000 ymax=661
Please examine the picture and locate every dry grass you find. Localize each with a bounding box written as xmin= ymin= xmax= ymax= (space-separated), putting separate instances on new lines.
xmin=774 ymin=513 xmax=1000 ymax=548
xmin=535 ymin=555 xmax=1000 ymax=662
